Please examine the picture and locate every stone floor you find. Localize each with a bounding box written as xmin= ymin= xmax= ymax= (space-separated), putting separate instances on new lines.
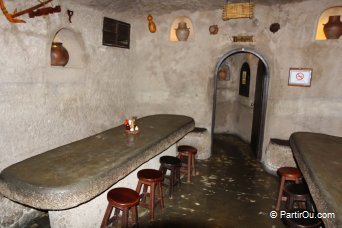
xmin=138 ymin=134 xmax=285 ymax=227
xmin=27 ymin=134 xmax=285 ymax=227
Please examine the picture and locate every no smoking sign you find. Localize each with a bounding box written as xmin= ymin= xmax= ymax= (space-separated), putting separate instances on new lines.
xmin=289 ymin=68 xmax=312 ymax=87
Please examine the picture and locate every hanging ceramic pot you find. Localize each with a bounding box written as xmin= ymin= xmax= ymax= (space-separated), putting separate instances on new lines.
xmin=51 ymin=42 xmax=69 ymax=66
xmin=209 ymin=25 xmax=219 ymax=35
xmin=323 ymin=15 xmax=342 ymax=39
xmin=175 ymin=22 xmax=190 ymax=41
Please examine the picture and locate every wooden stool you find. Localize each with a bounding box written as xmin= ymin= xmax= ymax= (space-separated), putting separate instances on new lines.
xmin=276 ymin=167 xmax=303 ymax=211
xmin=101 ymin=187 xmax=139 ymax=228
xmin=282 ymin=209 xmax=322 ymax=228
xmin=177 ymin=145 xmax=197 ymax=183
xmin=136 ymin=169 xmax=164 ymax=221
xmin=285 ymin=183 xmax=312 ymax=210
xmin=159 ymin=155 xmax=182 ymax=199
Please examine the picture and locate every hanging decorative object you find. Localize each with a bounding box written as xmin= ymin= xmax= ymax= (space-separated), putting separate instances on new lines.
xmin=51 ymin=42 xmax=69 ymax=67
xmin=0 ymin=0 xmax=59 ymax=23
xmin=209 ymin=25 xmax=219 ymax=35
xmin=175 ymin=22 xmax=190 ymax=41
xmin=67 ymin=9 xmax=73 ymax=23
xmin=323 ymin=15 xmax=342 ymax=39
xmin=222 ymin=0 xmax=255 ymax=20
xmin=147 ymin=15 xmax=156 ymax=33
xmin=28 ymin=5 xmax=60 ymax=18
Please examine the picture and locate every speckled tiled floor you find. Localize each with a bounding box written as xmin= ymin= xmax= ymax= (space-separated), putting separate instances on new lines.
xmin=138 ymin=134 xmax=285 ymax=227
xmin=27 ymin=134 xmax=285 ymax=228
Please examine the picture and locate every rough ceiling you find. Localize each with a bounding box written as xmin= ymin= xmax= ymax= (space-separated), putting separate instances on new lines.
xmin=72 ymin=0 xmax=303 ymax=15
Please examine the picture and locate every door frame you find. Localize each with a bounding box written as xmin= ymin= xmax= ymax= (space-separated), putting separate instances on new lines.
xmin=211 ymin=48 xmax=270 ymax=160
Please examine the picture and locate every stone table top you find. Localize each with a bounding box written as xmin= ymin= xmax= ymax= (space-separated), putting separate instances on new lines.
xmin=290 ymin=132 xmax=342 ymax=228
xmin=0 ymin=114 xmax=194 ymax=210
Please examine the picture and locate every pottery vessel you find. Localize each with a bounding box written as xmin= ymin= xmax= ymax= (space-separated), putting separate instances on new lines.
xmin=323 ymin=15 xmax=342 ymax=39
xmin=209 ymin=25 xmax=219 ymax=35
xmin=51 ymin=42 xmax=69 ymax=66
xmin=175 ymin=22 xmax=190 ymax=41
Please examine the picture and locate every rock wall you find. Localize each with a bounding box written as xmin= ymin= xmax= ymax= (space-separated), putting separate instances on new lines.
xmin=0 ymin=0 xmax=341 ymax=226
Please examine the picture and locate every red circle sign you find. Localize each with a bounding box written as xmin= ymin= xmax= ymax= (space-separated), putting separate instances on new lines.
xmin=296 ymin=72 xmax=304 ymax=80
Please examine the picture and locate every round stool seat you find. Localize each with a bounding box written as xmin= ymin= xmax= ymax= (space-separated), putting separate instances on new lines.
xmin=160 ymin=156 xmax=182 ymax=166
xmin=107 ymin=187 xmax=139 ymax=208
xmin=178 ymin=145 xmax=197 ymax=155
xmin=285 ymin=183 xmax=309 ymax=196
xmin=278 ymin=167 xmax=302 ymax=179
xmin=282 ymin=209 xmax=322 ymax=228
xmin=101 ymin=187 xmax=139 ymax=227
xmin=137 ymin=169 xmax=163 ymax=182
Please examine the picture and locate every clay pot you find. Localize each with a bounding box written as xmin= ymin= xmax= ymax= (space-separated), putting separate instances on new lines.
xmin=218 ymin=68 xmax=228 ymax=80
xmin=51 ymin=42 xmax=69 ymax=66
xmin=209 ymin=25 xmax=219 ymax=35
xmin=175 ymin=22 xmax=190 ymax=41
xmin=323 ymin=15 xmax=342 ymax=39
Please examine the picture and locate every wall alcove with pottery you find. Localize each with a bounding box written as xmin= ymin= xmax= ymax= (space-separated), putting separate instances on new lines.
xmin=50 ymin=28 xmax=87 ymax=68
xmin=169 ymin=16 xmax=194 ymax=42
xmin=315 ymin=7 xmax=342 ymax=40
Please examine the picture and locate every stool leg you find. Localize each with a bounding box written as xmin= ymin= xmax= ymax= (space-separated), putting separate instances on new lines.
xmin=136 ymin=181 xmax=142 ymax=196
xmin=132 ymin=205 xmax=139 ymax=227
xmin=177 ymin=166 xmax=181 ymax=187
xmin=142 ymin=185 xmax=148 ymax=204
xmin=158 ymin=182 xmax=164 ymax=209
xmin=187 ymin=154 xmax=191 ymax=183
xmin=150 ymin=183 xmax=155 ymax=221
xmin=276 ymin=176 xmax=286 ymax=211
xmin=287 ymin=196 xmax=294 ymax=210
xmin=169 ymin=168 xmax=174 ymax=199
xmin=191 ymin=154 xmax=196 ymax=176
xmin=159 ymin=164 xmax=166 ymax=175
xmin=122 ymin=208 xmax=128 ymax=228
xmin=101 ymin=204 xmax=113 ymax=228
xmin=113 ymin=208 xmax=120 ymax=226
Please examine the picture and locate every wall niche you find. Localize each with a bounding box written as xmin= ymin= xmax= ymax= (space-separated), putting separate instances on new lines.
xmin=315 ymin=7 xmax=342 ymax=40
xmin=169 ymin=16 xmax=194 ymax=42
xmin=51 ymin=28 xmax=87 ymax=68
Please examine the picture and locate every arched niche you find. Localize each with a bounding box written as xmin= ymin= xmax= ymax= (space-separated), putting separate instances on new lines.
xmin=169 ymin=16 xmax=194 ymax=42
xmin=51 ymin=28 xmax=87 ymax=68
xmin=315 ymin=6 xmax=342 ymax=40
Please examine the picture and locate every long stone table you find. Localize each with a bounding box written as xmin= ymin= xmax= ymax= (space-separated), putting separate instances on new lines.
xmin=290 ymin=132 xmax=342 ymax=228
xmin=0 ymin=114 xmax=194 ymax=212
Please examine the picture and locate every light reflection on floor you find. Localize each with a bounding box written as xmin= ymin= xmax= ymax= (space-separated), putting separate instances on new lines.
xmin=138 ymin=134 xmax=285 ymax=227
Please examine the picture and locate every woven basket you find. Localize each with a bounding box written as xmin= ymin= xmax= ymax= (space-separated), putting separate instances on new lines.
xmin=222 ymin=2 xmax=255 ymax=20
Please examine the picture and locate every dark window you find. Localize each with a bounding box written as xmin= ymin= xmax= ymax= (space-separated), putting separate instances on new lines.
xmin=103 ymin=17 xmax=130 ymax=49
xmin=239 ymin=62 xmax=250 ymax=97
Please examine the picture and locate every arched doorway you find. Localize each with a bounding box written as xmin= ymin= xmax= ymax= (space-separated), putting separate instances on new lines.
xmin=211 ymin=48 xmax=269 ymax=160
